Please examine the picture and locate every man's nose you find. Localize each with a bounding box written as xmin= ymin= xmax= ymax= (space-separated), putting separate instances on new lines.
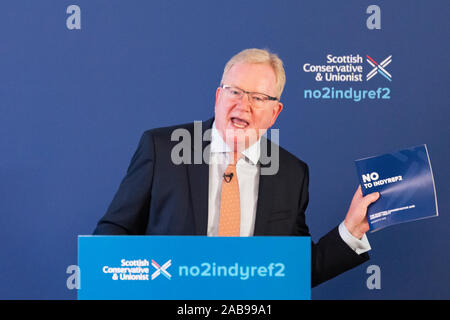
xmin=236 ymin=92 xmax=252 ymax=111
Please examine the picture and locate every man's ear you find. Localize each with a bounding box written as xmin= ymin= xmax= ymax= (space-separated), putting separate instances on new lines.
xmin=270 ymin=102 xmax=283 ymax=126
xmin=215 ymin=87 xmax=221 ymax=103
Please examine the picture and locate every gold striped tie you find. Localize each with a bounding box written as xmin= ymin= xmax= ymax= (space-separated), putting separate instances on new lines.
xmin=218 ymin=152 xmax=241 ymax=236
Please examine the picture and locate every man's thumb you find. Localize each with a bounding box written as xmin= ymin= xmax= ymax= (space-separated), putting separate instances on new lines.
xmin=364 ymin=192 xmax=380 ymax=205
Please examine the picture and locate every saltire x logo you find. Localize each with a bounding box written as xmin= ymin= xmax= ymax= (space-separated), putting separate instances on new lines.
xmin=366 ymin=55 xmax=392 ymax=81
xmin=151 ymin=259 xmax=172 ymax=280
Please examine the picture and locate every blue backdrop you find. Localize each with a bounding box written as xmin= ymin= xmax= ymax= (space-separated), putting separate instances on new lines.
xmin=0 ymin=0 xmax=448 ymax=299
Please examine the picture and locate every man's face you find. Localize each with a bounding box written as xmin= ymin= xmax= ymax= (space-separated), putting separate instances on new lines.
xmin=214 ymin=62 xmax=283 ymax=151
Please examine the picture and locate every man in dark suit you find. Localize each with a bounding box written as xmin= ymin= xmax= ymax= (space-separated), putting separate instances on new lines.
xmin=94 ymin=48 xmax=379 ymax=287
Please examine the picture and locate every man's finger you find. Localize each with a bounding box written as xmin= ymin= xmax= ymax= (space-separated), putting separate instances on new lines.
xmin=352 ymin=185 xmax=363 ymax=202
xmin=364 ymin=192 xmax=380 ymax=205
xmin=356 ymin=185 xmax=363 ymax=197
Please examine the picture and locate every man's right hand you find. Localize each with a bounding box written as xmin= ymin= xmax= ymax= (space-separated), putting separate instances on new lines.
xmin=344 ymin=185 xmax=380 ymax=239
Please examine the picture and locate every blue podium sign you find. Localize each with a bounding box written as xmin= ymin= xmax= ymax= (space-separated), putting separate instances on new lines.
xmin=78 ymin=236 xmax=310 ymax=300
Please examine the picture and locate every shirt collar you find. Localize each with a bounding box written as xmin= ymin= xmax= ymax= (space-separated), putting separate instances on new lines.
xmin=210 ymin=121 xmax=261 ymax=165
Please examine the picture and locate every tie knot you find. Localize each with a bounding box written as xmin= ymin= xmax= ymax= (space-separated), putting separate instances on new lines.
xmin=228 ymin=152 xmax=241 ymax=166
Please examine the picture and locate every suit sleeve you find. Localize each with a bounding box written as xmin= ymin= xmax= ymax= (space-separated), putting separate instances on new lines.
xmin=296 ymin=164 xmax=370 ymax=288
xmin=93 ymin=131 xmax=155 ymax=235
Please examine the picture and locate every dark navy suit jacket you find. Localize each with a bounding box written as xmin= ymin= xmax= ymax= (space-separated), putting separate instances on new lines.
xmin=94 ymin=117 xmax=369 ymax=287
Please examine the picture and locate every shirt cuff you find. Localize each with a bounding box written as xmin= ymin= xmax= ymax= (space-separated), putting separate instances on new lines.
xmin=338 ymin=221 xmax=371 ymax=255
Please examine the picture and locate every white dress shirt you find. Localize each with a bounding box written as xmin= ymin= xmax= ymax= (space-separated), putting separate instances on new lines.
xmin=207 ymin=122 xmax=371 ymax=254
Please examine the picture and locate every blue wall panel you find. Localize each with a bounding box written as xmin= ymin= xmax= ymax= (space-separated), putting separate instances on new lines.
xmin=0 ymin=0 xmax=448 ymax=299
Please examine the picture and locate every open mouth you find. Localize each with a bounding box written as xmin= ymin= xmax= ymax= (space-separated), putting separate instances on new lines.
xmin=230 ymin=117 xmax=249 ymax=129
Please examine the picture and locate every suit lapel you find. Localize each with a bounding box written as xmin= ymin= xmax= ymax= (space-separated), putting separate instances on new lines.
xmin=186 ymin=117 xmax=214 ymax=235
xmin=253 ymin=162 xmax=276 ymax=235
xmin=253 ymin=136 xmax=278 ymax=235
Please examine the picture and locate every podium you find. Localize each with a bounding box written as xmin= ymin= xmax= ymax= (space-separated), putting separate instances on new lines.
xmin=78 ymin=236 xmax=310 ymax=300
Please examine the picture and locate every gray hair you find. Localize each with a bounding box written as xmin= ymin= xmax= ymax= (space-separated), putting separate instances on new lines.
xmin=221 ymin=48 xmax=286 ymax=99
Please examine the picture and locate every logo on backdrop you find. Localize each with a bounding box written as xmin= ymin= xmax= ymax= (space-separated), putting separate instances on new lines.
xmin=101 ymin=258 xmax=286 ymax=281
xmin=102 ymin=259 xmax=152 ymax=281
xmin=366 ymin=55 xmax=392 ymax=81
xmin=302 ymin=54 xmax=392 ymax=102
xmin=151 ymin=259 xmax=172 ymax=280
